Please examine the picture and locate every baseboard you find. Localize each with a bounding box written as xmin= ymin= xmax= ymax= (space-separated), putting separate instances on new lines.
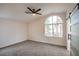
xmin=0 ymin=40 xmax=28 ymax=49
xmin=0 ymin=39 xmax=66 ymax=49
xmin=27 ymin=40 xmax=66 ymax=48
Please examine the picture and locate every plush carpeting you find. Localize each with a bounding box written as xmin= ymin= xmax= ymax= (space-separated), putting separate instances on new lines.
xmin=0 ymin=40 xmax=70 ymax=56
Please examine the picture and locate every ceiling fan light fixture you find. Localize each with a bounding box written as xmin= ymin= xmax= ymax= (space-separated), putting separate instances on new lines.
xmin=32 ymin=13 xmax=36 ymax=15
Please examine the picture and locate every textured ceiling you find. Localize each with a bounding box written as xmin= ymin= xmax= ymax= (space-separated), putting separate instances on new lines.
xmin=0 ymin=3 xmax=76 ymax=22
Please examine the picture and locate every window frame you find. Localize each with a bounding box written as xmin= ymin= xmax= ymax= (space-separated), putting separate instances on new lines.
xmin=44 ymin=16 xmax=63 ymax=37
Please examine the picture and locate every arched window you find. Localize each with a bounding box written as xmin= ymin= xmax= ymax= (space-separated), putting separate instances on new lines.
xmin=45 ymin=16 xmax=63 ymax=37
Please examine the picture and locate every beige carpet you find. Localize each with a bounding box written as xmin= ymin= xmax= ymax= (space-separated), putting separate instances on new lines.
xmin=0 ymin=40 xmax=70 ymax=56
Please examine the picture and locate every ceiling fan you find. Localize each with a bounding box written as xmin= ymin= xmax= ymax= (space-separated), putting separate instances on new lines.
xmin=25 ymin=7 xmax=42 ymax=15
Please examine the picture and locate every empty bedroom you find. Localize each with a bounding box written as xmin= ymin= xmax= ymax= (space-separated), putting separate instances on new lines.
xmin=0 ymin=3 xmax=77 ymax=56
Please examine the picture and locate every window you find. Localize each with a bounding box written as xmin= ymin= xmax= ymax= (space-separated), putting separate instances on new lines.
xmin=45 ymin=16 xmax=63 ymax=37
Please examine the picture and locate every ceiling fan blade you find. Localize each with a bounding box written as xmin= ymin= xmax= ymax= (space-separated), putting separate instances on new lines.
xmin=35 ymin=9 xmax=41 ymax=13
xmin=25 ymin=11 xmax=32 ymax=14
xmin=27 ymin=7 xmax=33 ymax=12
xmin=35 ymin=13 xmax=42 ymax=15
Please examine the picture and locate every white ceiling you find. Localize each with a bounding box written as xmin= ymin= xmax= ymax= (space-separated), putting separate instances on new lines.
xmin=0 ymin=3 xmax=76 ymax=22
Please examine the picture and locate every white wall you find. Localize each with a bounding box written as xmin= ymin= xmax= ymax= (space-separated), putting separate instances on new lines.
xmin=0 ymin=19 xmax=28 ymax=48
xmin=0 ymin=13 xmax=67 ymax=48
xmin=28 ymin=13 xmax=67 ymax=46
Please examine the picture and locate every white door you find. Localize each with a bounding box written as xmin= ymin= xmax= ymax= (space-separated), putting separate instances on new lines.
xmin=66 ymin=18 xmax=71 ymax=51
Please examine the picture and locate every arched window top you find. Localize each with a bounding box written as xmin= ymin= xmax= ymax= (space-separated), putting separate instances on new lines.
xmin=45 ymin=16 xmax=63 ymax=24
